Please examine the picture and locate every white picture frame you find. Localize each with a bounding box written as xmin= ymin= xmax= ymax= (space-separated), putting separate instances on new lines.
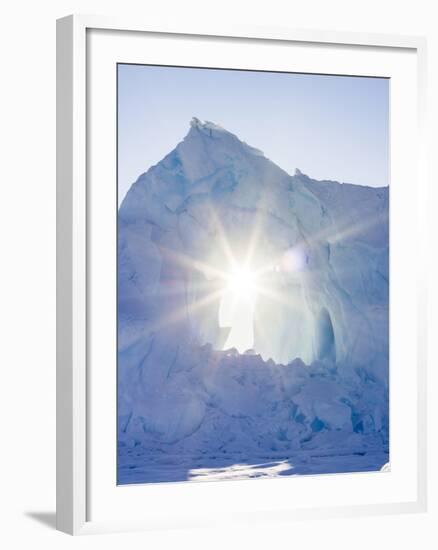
xmin=56 ymin=14 xmax=428 ymax=535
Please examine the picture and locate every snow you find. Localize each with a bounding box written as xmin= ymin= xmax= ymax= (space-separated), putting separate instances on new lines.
xmin=118 ymin=118 xmax=389 ymax=484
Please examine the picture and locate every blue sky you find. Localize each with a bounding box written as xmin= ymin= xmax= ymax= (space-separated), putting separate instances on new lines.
xmin=118 ymin=64 xmax=389 ymax=204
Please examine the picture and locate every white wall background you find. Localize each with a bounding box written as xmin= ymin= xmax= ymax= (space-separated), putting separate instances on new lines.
xmin=0 ymin=0 xmax=436 ymax=547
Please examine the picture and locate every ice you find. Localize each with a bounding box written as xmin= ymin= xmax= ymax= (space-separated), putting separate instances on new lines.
xmin=118 ymin=119 xmax=389 ymax=483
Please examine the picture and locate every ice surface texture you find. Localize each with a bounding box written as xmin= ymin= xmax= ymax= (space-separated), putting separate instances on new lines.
xmin=117 ymin=118 xmax=389 ymax=484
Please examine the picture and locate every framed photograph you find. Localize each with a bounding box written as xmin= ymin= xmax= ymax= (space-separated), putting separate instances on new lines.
xmin=57 ymin=15 xmax=427 ymax=535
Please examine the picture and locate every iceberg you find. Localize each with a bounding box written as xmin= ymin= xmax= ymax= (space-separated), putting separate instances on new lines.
xmin=117 ymin=118 xmax=389 ymax=484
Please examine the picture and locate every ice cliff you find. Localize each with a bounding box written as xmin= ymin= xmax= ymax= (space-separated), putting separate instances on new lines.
xmin=117 ymin=118 xmax=389 ymax=483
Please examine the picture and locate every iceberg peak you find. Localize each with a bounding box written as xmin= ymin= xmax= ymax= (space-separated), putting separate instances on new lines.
xmin=185 ymin=117 xmax=265 ymax=161
xmin=189 ymin=117 xmax=229 ymax=136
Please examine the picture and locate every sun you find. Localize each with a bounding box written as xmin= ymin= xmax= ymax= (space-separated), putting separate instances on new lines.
xmin=220 ymin=265 xmax=258 ymax=352
xmin=226 ymin=265 xmax=257 ymax=298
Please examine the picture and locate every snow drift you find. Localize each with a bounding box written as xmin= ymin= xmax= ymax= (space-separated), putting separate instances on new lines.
xmin=117 ymin=118 xmax=389 ymax=484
